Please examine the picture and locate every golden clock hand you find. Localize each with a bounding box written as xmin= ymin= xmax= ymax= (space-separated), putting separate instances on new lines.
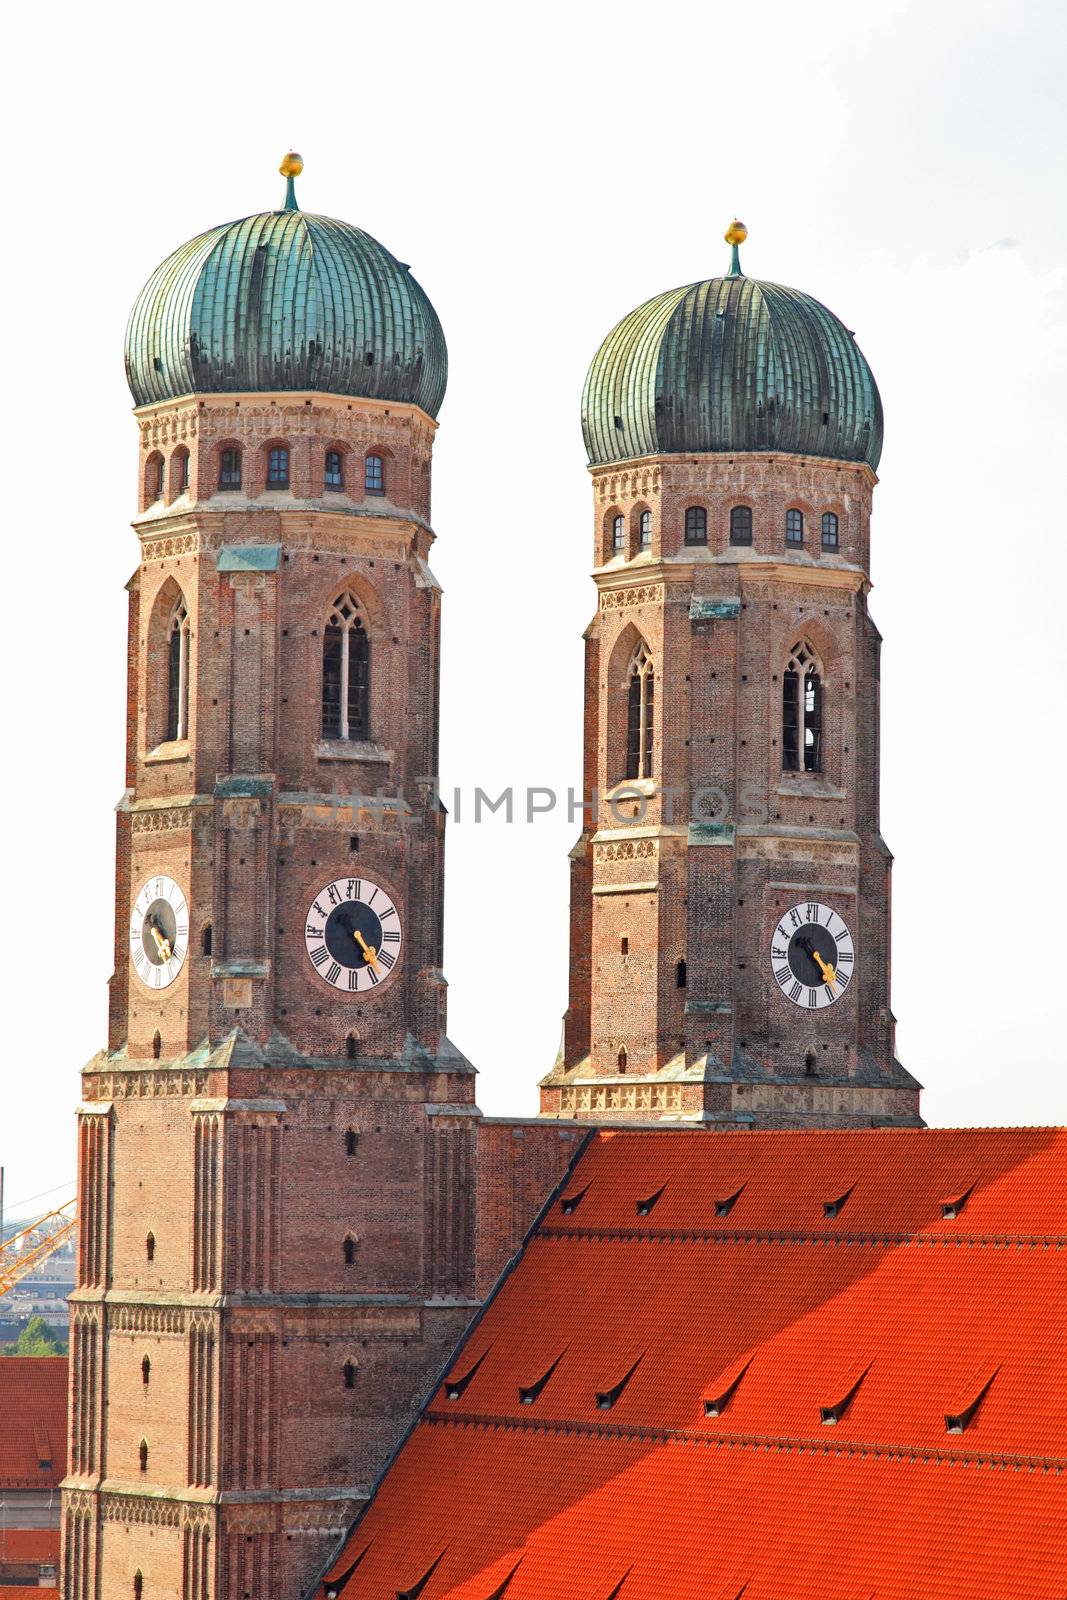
xmin=811 ymin=949 xmax=836 ymax=987
xmin=352 ymin=927 xmax=378 ymax=966
xmin=148 ymin=921 xmax=173 ymax=962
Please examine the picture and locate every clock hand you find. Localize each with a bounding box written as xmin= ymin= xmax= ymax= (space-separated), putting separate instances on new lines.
xmin=352 ymin=927 xmax=378 ymax=967
xmin=810 ymin=948 xmax=836 ymax=986
xmin=148 ymin=920 xmax=173 ymax=962
xmin=796 ymin=934 xmax=835 ymax=987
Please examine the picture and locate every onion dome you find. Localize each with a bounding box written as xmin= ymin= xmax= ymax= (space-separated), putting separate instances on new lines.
xmin=125 ymin=153 xmax=447 ymax=416
xmin=582 ymin=220 xmax=882 ymax=470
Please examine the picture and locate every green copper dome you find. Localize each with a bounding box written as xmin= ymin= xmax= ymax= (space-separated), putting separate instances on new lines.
xmin=582 ymin=236 xmax=882 ymax=470
xmin=125 ymin=166 xmax=447 ymax=415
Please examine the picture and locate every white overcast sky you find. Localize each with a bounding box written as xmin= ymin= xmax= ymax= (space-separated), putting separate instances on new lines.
xmin=1 ymin=0 xmax=1065 ymax=1216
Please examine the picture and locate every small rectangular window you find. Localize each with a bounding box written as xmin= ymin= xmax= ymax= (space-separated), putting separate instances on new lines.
xmin=612 ymin=514 xmax=625 ymax=551
xmin=365 ymin=454 xmax=384 ymax=494
xmin=220 ymin=448 xmax=241 ymax=490
xmin=639 ymin=510 xmax=652 ymax=547
xmin=821 ymin=512 xmax=839 ymax=550
xmin=325 ymin=450 xmax=344 ymax=489
xmin=268 ymin=446 xmax=290 ymax=487
xmin=684 ymin=506 xmax=707 ymax=545
xmin=730 ymin=505 xmax=753 ymax=545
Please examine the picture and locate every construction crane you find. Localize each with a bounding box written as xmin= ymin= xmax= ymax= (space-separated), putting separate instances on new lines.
xmin=0 ymin=1200 xmax=77 ymax=1298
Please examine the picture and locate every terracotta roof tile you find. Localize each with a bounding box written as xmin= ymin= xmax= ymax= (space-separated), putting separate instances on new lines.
xmin=0 ymin=1357 xmax=67 ymax=1490
xmin=322 ymin=1128 xmax=1067 ymax=1599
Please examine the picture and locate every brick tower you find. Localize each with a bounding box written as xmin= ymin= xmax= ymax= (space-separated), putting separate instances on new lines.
xmin=541 ymin=221 xmax=922 ymax=1128
xmin=62 ymin=156 xmax=482 ymax=1600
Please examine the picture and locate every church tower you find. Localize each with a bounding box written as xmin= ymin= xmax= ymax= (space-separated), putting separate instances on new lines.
xmin=63 ymin=157 xmax=481 ymax=1600
xmin=541 ymin=222 xmax=923 ymax=1128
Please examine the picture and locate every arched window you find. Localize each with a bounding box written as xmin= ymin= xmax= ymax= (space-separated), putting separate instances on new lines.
xmin=172 ymin=447 xmax=190 ymax=497
xmin=267 ymin=446 xmax=290 ymax=488
xmin=138 ymin=1439 xmax=148 ymax=1473
xmin=322 ymin=592 xmax=370 ymax=742
xmin=345 ymin=1034 xmax=358 ymax=1062
xmin=821 ymin=512 xmax=839 ymax=550
xmin=626 ymin=643 xmax=655 ymax=780
xmin=343 ymin=1360 xmax=357 ymax=1389
xmin=617 ymin=1047 xmax=628 ymax=1074
xmin=146 ymin=453 xmax=165 ymax=503
xmin=611 ymin=514 xmax=625 ymax=552
xmin=785 ymin=509 xmax=804 ymax=546
xmin=133 ymin=1572 xmax=143 ymax=1600
xmin=676 ymin=959 xmax=687 ymax=989
xmin=343 ymin=1235 xmax=358 ymax=1265
xmin=165 ymin=597 xmax=190 ymax=743
xmin=146 ymin=1233 xmax=155 ymax=1262
xmin=684 ymin=506 xmax=707 ymax=545
xmin=201 ymin=922 xmax=212 ymax=957
xmin=782 ymin=640 xmax=823 ymax=773
xmin=345 ymin=1128 xmax=359 ymax=1157
xmin=219 ymin=447 xmax=242 ymax=490
xmin=365 ymin=454 xmax=384 ymax=494
xmin=151 ymin=1032 xmax=162 ymax=1061
xmin=730 ymin=505 xmax=753 ymax=545
xmin=325 ymin=450 xmax=344 ymax=490
xmin=141 ymin=1355 xmax=151 ymax=1387
xmin=639 ymin=510 xmax=652 ymax=548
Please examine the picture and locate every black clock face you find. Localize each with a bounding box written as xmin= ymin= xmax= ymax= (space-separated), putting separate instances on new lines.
xmin=770 ymin=901 xmax=854 ymax=1010
xmin=304 ymin=877 xmax=403 ymax=993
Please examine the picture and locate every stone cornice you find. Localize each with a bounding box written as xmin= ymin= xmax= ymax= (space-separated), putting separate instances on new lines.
xmin=132 ymin=389 xmax=439 ymax=435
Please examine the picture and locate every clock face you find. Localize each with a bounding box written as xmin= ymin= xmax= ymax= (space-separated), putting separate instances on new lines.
xmin=130 ymin=874 xmax=189 ymax=989
xmin=770 ymin=901 xmax=854 ymax=1010
xmin=304 ymin=876 xmax=403 ymax=994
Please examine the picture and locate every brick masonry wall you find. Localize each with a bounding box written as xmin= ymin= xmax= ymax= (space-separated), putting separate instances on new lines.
xmin=541 ymin=451 xmax=921 ymax=1128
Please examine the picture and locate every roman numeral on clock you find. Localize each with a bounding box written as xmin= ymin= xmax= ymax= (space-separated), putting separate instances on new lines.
xmin=311 ymin=946 xmax=330 ymax=967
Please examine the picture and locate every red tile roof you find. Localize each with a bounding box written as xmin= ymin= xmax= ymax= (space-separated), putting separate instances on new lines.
xmin=322 ymin=1127 xmax=1067 ymax=1599
xmin=0 ymin=1356 xmax=67 ymax=1490
xmin=0 ymin=1590 xmax=58 ymax=1600
xmin=0 ymin=1528 xmax=59 ymax=1563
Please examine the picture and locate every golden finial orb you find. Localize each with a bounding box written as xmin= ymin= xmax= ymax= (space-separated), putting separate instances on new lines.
xmin=724 ymin=218 xmax=748 ymax=247
xmin=280 ymin=151 xmax=304 ymax=179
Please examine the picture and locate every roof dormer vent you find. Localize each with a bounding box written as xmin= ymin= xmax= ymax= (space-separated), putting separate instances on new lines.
xmin=518 ymin=1351 xmax=565 ymax=1406
xmin=823 ymin=1183 xmax=856 ymax=1219
xmin=595 ymin=1354 xmax=645 ymax=1411
xmin=636 ymin=1183 xmax=667 ymax=1217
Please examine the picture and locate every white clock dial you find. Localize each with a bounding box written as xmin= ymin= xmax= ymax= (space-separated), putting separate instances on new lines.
xmin=130 ymin=874 xmax=189 ymax=990
xmin=770 ymin=901 xmax=854 ymax=1010
xmin=304 ymin=876 xmax=403 ymax=994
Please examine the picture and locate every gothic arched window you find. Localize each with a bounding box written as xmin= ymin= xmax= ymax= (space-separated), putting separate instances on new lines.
xmin=166 ymin=597 xmax=190 ymax=743
xmin=821 ymin=511 xmax=839 ymax=550
xmin=172 ymin=446 xmax=190 ymax=496
xmin=782 ymin=640 xmax=823 ymax=773
xmin=684 ymin=506 xmax=707 ymax=545
xmin=138 ymin=1439 xmax=148 ymax=1473
xmin=365 ymin=453 xmax=384 ymax=494
xmin=322 ymin=592 xmax=370 ymax=742
xmin=141 ymin=1355 xmax=151 ymax=1387
xmin=612 ymin=514 xmax=625 ymax=552
xmin=267 ymin=446 xmax=290 ymax=488
xmin=146 ymin=453 xmax=165 ymax=504
xmin=219 ymin=447 xmax=241 ymax=490
xmin=639 ymin=510 xmax=652 ymax=548
xmin=730 ymin=505 xmax=753 ymax=545
xmin=626 ymin=643 xmax=655 ymax=781
xmin=325 ymin=449 xmax=344 ymax=490
xmin=343 ymin=1235 xmax=358 ymax=1265
xmin=786 ymin=508 xmax=804 ymax=546
xmin=343 ymin=1359 xmax=357 ymax=1389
